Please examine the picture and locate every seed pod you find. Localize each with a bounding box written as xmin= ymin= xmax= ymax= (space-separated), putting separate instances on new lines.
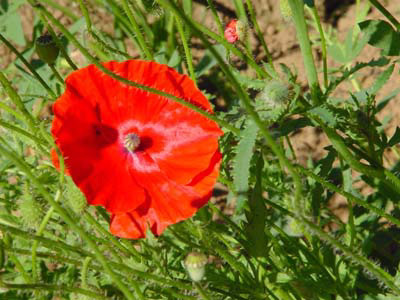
xmin=19 ymin=184 xmax=43 ymax=229
xmin=184 ymin=251 xmax=208 ymax=282
xmin=35 ymin=34 xmax=60 ymax=65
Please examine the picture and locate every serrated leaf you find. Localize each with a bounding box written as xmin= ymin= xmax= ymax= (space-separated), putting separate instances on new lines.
xmin=308 ymin=105 xmax=337 ymax=127
xmin=233 ymin=120 xmax=259 ymax=212
xmin=231 ymin=69 xmax=266 ymax=90
xmin=244 ymin=154 xmax=266 ymax=258
xmin=367 ymin=64 xmax=394 ymax=95
xmin=359 ymin=19 xmax=400 ymax=56
xmin=276 ymin=117 xmax=312 ymax=137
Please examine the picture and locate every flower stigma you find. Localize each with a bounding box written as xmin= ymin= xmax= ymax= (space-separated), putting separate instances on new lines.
xmin=124 ymin=133 xmax=141 ymax=152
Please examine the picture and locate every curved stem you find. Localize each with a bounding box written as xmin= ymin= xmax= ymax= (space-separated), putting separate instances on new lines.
xmin=288 ymin=0 xmax=320 ymax=104
xmin=309 ymin=6 xmax=328 ymax=88
xmin=0 ymin=282 xmax=107 ymax=299
xmin=32 ymin=206 xmax=56 ymax=282
xmin=121 ymin=0 xmax=153 ymax=60
xmin=0 ymin=145 xmax=136 ymax=300
xmin=206 ymin=0 xmax=224 ymax=36
xmin=368 ymin=0 xmax=400 ymax=31
xmin=245 ymin=0 xmax=275 ymax=71
xmin=49 ymin=64 xmax=65 ymax=85
xmin=175 ymin=15 xmax=197 ymax=84
xmin=31 ymin=3 xmax=240 ymax=135
xmin=0 ymin=34 xmax=57 ymax=99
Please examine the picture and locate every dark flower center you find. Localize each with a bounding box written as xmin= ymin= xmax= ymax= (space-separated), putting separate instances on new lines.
xmin=124 ymin=133 xmax=140 ymax=152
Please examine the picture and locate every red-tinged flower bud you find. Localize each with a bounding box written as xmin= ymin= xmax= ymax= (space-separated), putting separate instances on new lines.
xmin=184 ymin=252 xmax=208 ymax=282
xmin=224 ymin=19 xmax=247 ymax=43
xmin=35 ymin=34 xmax=60 ymax=65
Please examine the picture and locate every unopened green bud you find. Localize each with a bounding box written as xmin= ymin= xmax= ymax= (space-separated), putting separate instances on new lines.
xmin=65 ymin=177 xmax=87 ymax=213
xmin=280 ymin=0 xmax=292 ymax=20
xmin=257 ymin=80 xmax=291 ymax=109
xmin=19 ymin=185 xmax=43 ymax=229
xmin=35 ymin=34 xmax=60 ymax=65
xmin=184 ymin=252 xmax=207 ymax=282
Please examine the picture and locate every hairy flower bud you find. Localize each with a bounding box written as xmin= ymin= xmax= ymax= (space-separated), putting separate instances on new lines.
xmin=35 ymin=34 xmax=60 ymax=65
xmin=184 ymin=251 xmax=208 ymax=282
xmin=224 ymin=20 xmax=247 ymax=43
xmin=65 ymin=177 xmax=87 ymax=213
xmin=19 ymin=184 xmax=43 ymax=229
xmin=256 ymin=80 xmax=291 ymax=109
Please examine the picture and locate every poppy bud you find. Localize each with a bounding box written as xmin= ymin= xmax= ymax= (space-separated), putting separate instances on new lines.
xmin=19 ymin=184 xmax=43 ymax=229
xmin=184 ymin=251 xmax=208 ymax=282
xmin=280 ymin=0 xmax=292 ymax=20
xmin=35 ymin=34 xmax=60 ymax=65
xmin=65 ymin=177 xmax=87 ymax=213
xmin=256 ymin=79 xmax=291 ymax=110
xmin=224 ymin=19 xmax=247 ymax=43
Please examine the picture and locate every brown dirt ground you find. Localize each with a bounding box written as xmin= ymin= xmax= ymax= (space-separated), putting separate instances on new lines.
xmin=2 ymin=0 xmax=400 ymax=221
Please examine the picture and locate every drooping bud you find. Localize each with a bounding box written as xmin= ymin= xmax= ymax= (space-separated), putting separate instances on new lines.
xmin=65 ymin=176 xmax=87 ymax=213
xmin=35 ymin=34 xmax=60 ymax=65
xmin=224 ymin=20 xmax=247 ymax=43
xmin=184 ymin=251 xmax=208 ymax=282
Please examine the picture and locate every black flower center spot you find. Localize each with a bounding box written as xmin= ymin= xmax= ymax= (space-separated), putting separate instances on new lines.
xmin=124 ymin=133 xmax=141 ymax=152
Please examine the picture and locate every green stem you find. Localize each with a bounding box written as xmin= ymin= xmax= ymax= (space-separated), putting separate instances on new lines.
xmin=81 ymin=257 xmax=92 ymax=289
xmin=0 ymin=33 xmax=57 ymax=99
xmin=206 ymin=0 xmax=224 ymax=35
xmin=121 ymin=0 xmax=153 ymax=60
xmin=318 ymin=121 xmax=400 ymax=194
xmin=32 ymin=206 xmax=56 ymax=282
xmin=194 ymin=282 xmax=212 ymax=300
xmin=8 ymin=254 xmax=32 ymax=283
xmin=301 ymin=217 xmax=400 ymax=295
xmin=0 ymin=145 xmax=136 ymax=300
xmin=33 ymin=3 xmax=240 ymax=135
xmin=245 ymin=0 xmax=275 ymax=71
xmin=40 ymin=0 xmax=79 ymax=21
xmin=288 ymin=0 xmax=320 ymax=104
xmin=31 ymin=4 xmax=78 ymax=70
xmin=296 ymin=165 xmax=400 ymax=228
xmin=0 ymin=282 xmax=107 ymax=299
xmin=0 ymin=72 xmax=37 ymax=132
xmin=175 ymin=15 xmax=197 ymax=84
xmin=49 ymin=64 xmax=65 ymax=85
xmin=0 ymin=120 xmax=48 ymax=151
xmin=309 ymin=6 xmax=328 ymax=88
xmin=157 ymin=0 xmax=303 ymax=218
xmin=83 ymin=212 xmax=124 ymax=262
xmin=368 ymin=0 xmax=400 ymax=31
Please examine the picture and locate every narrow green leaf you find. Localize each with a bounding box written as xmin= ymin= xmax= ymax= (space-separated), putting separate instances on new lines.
xmin=233 ymin=120 xmax=259 ymax=212
xmin=244 ymin=154 xmax=266 ymax=258
xmin=388 ymin=127 xmax=400 ymax=147
xmin=367 ymin=64 xmax=394 ymax=95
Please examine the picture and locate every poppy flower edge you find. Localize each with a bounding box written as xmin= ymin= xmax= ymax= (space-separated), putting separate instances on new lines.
xmin=51 ymin=60 xmax=222 ymax=239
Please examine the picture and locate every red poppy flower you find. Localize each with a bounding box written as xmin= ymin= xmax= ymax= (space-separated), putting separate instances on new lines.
xmin=51 ymin=60 xmax=223 ymax=239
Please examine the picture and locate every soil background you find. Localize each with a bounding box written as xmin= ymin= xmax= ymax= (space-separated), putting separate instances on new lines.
xmin=2 ymin=0 xmax=400 ymax=220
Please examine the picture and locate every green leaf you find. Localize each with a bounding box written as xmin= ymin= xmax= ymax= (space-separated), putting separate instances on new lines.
xmin=359 ymin=19 xmax=400 ymax=56
xmin=231 ymin=69 xmax=266 ymax=90
xmin=388 ymin=127 xmax=400 ymax=147
xmin=195 ymin=44 xmax=226 ymax=77
xmin=367 ymin=64 xmax=394 ymax=95
xmin=244 ymin=154 xmax=266 ymax=258
xmin=233 ymin=120 xmax=259 ymax=212
xmin=308 ymin=105 xmax=337 ymax=127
